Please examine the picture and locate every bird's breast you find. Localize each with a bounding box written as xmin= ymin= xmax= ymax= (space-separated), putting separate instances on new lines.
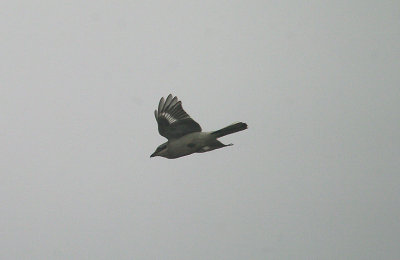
xmin=167 ymin=132 xmax=214 ymax=158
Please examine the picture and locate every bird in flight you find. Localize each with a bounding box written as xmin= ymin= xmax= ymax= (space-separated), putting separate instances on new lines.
xmin=151 ymin=94 xmax=247 ymax=159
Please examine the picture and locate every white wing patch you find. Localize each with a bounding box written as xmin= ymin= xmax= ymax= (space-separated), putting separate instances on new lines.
xmin=155 ymin=94 xmax=202 ymax=139
xmin=155 ymin=95 xmax=191 ymax=124
xmin=160 ymin=112 xmax=178 ymax=124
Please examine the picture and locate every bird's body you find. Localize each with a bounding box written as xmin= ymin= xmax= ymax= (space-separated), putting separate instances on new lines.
xmin=151 ymin=94 xmax=247 ymax=159
xmin=168 ymin=132 xmax=210 ymax=156
xmin=157 ymin=132 xmax=211 ymax=159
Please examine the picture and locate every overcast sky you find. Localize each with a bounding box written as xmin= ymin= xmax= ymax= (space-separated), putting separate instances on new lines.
xmin=1 ymin=1 xmax=399 ymax=259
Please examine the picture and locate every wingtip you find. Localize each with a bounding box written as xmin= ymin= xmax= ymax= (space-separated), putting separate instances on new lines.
xmin=158 ymin=97 xmax=165 ymax=113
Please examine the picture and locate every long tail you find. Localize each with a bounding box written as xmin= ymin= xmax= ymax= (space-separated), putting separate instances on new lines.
xmin=211 ymin=122 xmax=248 ymax=138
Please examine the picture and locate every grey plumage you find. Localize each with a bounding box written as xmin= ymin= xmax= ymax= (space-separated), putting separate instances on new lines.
xmin=151 ymin=94 xmax=247 ymax=159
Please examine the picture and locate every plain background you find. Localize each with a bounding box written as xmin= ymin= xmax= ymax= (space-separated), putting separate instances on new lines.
xmin=1 ymin=1 xmax=399 ymax=259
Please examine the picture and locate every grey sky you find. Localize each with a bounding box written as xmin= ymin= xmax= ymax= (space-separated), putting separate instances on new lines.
xmin=1 ymin=1 xmax=399 ymax=259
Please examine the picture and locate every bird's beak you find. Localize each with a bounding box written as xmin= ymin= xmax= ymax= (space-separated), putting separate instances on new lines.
xmin=150 ymin=151 xmax=157 ymax=158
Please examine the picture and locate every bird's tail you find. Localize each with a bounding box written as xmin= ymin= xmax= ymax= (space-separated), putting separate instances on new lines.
xmin=211 ymin=122 xmax=248 ymax=138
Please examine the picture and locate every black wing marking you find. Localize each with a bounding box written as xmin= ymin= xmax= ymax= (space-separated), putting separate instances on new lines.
xmin=154 ymin=94 xmax=202 ymax=140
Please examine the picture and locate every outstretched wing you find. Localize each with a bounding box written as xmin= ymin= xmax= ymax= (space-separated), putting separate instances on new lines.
xmin=154 ymin=94 xmax=202 ymax=140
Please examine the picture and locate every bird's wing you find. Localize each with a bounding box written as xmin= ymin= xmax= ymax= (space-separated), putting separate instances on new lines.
xmin=154 ymin=94 xmax=202 ymax=140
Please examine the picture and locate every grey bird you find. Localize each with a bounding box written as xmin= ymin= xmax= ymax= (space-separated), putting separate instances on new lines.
xmin=150 ymin=94 xmax=247 ymax=159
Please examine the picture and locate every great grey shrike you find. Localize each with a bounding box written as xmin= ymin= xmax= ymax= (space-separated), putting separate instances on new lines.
xmin=150 ymin=94 xmax=247 ymax=159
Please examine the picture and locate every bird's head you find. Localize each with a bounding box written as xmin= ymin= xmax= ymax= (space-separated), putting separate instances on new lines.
xmin=150 ymin=143 xmax=168 ymax=158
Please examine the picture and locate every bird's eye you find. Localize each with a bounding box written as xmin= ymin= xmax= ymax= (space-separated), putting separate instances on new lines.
xmin=159 ymin=145 xmax=166 ymax=151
